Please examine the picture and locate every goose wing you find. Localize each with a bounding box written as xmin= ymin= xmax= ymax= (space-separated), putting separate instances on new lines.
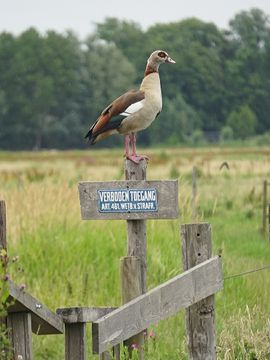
xmin=85 ymin=90 xmax=145 ymax=143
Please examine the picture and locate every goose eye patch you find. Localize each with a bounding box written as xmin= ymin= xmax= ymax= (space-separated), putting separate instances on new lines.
xmin=158 ymin=51 xmax=166 ymax=58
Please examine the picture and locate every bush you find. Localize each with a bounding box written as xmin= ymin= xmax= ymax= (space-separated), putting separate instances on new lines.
xmin=253 ymin=132 xmax=270 ymax=146
xmin=221 ymin=126 xmax=234 ymax=142
xmin=226 ymin=105 xmax=258 ymax=140
xmin=190 ymin=129 xmax=206 ymax=145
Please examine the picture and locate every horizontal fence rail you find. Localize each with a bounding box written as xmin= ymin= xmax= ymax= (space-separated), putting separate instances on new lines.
xmin=92 ymin=256 xmax=223 ymax=354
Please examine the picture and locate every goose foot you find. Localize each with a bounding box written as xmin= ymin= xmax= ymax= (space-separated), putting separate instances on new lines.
xmin=126 ymin=154 xmax=149 ymax=164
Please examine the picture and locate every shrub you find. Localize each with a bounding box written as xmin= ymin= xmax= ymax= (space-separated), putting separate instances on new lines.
xmin=226 ymin=105 xmax=258 ymax=140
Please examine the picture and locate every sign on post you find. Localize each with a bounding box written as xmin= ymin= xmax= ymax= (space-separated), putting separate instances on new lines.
xmin=97 ymin=188 xmax=158 ymax=213
xmin=78 ymin=180 xmax=179 ymax=220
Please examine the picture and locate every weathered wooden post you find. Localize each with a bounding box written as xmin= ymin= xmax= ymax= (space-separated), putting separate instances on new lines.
xmin=57 ymin=306 xmax=119 ymax=360
xmin=0 ymin=201 xmax=33 ymax=359
xmin=0 ymin=200 xmax=7 ymax=250
xmin=262 ymin=180 xmax=268 ymax=234
xmin=122 ymin=160 xmax=147 ymax=358
xmin=181 ymin=223 xmax=217 ymax=360
xmin=125 ymin=159 xmax=147 ymax=293
xmin=5 ymin=279 xmax=64 ymax=360
xmin=1 ymin=201 xmax=64 ymax=359
xmin=0 ymin=200 xmax=8 ymax=352
xmin=65 ymin=322 xmax=87 ymax=360
xmin=7 ymin=312 xmax=33 ymax=359
xmin=121 ymin=256 xmax=144 ymax=358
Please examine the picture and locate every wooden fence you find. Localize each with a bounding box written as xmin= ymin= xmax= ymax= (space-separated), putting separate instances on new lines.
xmin=1 ymin=159 xmax=223 ymax=359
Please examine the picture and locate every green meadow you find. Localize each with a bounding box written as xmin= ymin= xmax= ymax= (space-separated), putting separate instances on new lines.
xmin=1 ymin=147 xmax=270 ymax=359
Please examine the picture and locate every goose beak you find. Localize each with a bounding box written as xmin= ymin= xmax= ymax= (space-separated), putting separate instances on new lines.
xmin=166 ymin=56 xmax=176 ymax=64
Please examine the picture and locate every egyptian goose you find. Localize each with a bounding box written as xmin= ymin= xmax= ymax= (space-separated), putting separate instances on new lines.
xmin=85 ymin=50 xmax=176 ymax=163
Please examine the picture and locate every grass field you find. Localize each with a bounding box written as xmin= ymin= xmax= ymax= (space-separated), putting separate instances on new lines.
xmin=1 ymin=147 xmax=270 ymax=359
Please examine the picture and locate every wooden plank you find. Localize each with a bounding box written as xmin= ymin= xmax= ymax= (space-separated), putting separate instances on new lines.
xmin=181 ymin=223 xmax=217 ymax=360
xmin=65 ymin=323 xmax=87 ymax=360
xmin=112 ymin=345 xmax=121 ymax=360
xmin=92 ymin=256 xmax=223 ymax=354
xmin=127 ymin=218 xmax=147 ymax=291
xmin=7 ymin=312 xmax=33 ymax=360
xmin=6 ymin=280 xmax=63 ymax=335
xmin=0 ymin=200 xmax=7 ymax=329
xmin=78 ymin=179 xmax=179 ymax=220
xmin=0 ymin=200 xmax=7 ymax=249
xmin=121 ymin=257 xmax=144 ymax=358
xmin=57 ymin=307 xmax=117 ymax=323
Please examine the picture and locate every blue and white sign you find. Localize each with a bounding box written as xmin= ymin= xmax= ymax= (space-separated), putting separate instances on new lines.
xmin=97 ymin=188 xmax=158 ymax=213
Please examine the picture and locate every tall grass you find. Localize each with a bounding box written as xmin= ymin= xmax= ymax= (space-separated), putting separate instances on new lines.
xmin=0 ymin=147 xmax=270 ymax=358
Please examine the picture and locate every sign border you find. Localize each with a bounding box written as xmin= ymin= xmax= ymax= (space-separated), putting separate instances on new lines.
xmin=97 ymin=188 xmax=158 ymax=214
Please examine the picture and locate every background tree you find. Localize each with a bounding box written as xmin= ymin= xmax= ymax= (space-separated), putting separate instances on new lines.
xmin=0 ymin=29 xmax=85 ymax=149
xmin=226 ymin=105 xmax=258 ymax=139
xmin=148 ymin=93 xmax=201 ymax=145
xmin=225 ymin=9 xmax=270 ymax=134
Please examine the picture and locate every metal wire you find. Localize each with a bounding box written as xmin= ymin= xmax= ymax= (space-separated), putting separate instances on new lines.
xmin=224 ymin=264 xmax=270 ymax=280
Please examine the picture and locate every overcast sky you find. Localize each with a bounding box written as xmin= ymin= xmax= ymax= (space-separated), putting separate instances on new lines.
xmin=1 ymin=0 xmax=270 ymax=39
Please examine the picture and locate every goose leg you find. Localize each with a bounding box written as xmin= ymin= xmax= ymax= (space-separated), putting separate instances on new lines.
xmin=126 ymin=133 xmax=149 ymax=163
xmin=124 ymin=135 xmax=130 ymax=158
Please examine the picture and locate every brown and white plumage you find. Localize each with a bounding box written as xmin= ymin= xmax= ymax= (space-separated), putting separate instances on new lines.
xmin=85 ymin=50 xmax=176 ymax=163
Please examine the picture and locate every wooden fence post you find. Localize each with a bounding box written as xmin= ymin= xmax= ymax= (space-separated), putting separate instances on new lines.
xmin=121 ymin=256 xmax=144 ymax=358
xmin=100 ymin=351 xmax=111 ymax=360
xmin=0 ymin=200 xmax=8 ymax=352
xmin=1 ymin=201 xmax=64 ymax=359
xmin=58 ymin=307 xmax=119 ymax=360
xmin=0 ymin=200 xmax=7 ymax=250
xmin=99 ymin=346 xmax=120 ymax=360
xmin=125 ymin=159 xmax=147 ymax=293
xmin=7 ymin=312 xmax=33 ymax=360
xmin=99 ymin=345 xmax=120 ymax=360
xmin=65 ymin=323 xmax=87 ymax=360
xmin=181 ymin=223 xmax=217 ymax=360
xmin=262 ymin=180 xmax=268 ymax=234
xmin=123 ymin=159 xmax=147 ymax=358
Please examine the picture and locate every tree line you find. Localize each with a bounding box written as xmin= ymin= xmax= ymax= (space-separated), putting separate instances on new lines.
xmin=0 ymin=8 xmax=269 ymax=150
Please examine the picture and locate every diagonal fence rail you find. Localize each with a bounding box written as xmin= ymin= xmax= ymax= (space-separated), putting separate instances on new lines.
xmin=92 ymin=256 xmax=222 ymax=354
